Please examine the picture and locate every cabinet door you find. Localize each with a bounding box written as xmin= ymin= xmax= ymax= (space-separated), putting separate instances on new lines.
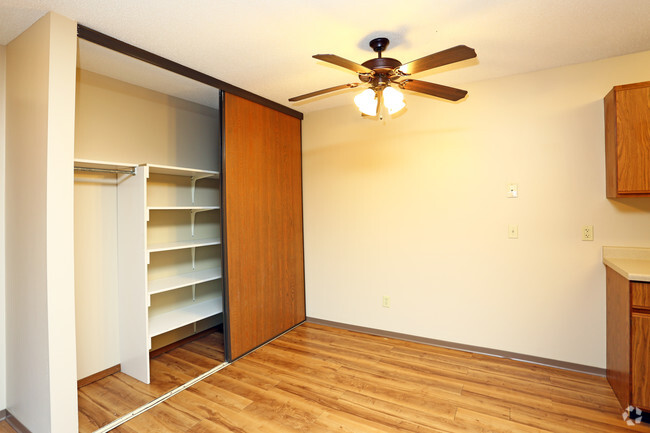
xmin=632 ymin=313 xmax=650 ymax=411
xmin=632 ymin=282 xmax=650 ymax=310
xmin=614 ymin=85 xmax=650 ymax=194
xmin=222 ymin=93 xmax=305 ymax=360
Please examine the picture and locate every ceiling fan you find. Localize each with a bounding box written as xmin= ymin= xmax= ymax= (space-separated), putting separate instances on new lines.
xmin=289 ymin=37 xmax=477 ymax=118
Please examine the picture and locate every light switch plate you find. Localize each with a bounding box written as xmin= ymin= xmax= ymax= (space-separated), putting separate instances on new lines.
xmin=508 ymin=224 xmax=519 ymax=239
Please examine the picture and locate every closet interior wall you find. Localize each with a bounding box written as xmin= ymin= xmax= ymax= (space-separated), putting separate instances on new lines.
xmin=73 ymin=67 xmax=221 ymax=380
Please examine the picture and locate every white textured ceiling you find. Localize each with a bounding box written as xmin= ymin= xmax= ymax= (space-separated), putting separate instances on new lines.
xmin=2 ymin=0 xmax=650 ymax=113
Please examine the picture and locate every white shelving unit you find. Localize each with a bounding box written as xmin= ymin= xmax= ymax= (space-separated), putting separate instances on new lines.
xmin=74 ymin=158 xmax=138 ymax=174
xmin=117 ymin=163 xmax=222 ymax=384
xmin=149 ymin=296 xmax=223 ymax=338
xmin=147 ymin=164 xmax=220 ymax=178
xmin=148 ymin=266 xmax=222 ymax=296
xmin=148 ymin=206 xmax=219 ymax=211
xmin=147 ymin=238 xmax=221 ymax=254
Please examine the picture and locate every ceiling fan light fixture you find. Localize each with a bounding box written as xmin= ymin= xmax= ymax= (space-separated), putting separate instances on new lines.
xmin=354 ymin=88 xmax=378 ymax=116
xmin=383 ymin=86 xmax=406 ymax=115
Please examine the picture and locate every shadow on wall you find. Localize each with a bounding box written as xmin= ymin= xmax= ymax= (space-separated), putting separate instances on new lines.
xmin=608 ymin=198 xmax=650 ymax=213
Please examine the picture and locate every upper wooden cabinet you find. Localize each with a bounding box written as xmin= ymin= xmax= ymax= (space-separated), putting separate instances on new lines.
xmin=605 ymin=81 xmax=650 ymax=197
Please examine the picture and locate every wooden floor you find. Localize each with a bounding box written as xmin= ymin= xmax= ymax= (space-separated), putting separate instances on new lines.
xmin=100 ymin=322 xmax=650 ymax=432
xmin=78 ymin=331 xmax=224 ymax=433
xmin=0 ymin=421 xmax=15 ymax=432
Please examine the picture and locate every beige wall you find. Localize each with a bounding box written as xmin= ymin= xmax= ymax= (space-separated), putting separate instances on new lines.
xmin=75 ymin=69 xmax=220 ymax=170
xmin=302 ymin=50 xmax=650 ymax=369
xmin=74 ymin=172 xmax=121 ymax=379
xmin=6 ymin=12 xmax=78 ymax=432
xmin=45 ymin=13 xmax=78 ymax=431
xmin=74 ymin=69 xmax=221 ymax=379
xmin=0 ymin=44 xmax=6 ymax=411
xmin=6 ymin=15 xmax=52 ymax=430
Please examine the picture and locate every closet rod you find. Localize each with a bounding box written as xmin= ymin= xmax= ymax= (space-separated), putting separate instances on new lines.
xmin=74 ymin=166 xmax=136 ymax=176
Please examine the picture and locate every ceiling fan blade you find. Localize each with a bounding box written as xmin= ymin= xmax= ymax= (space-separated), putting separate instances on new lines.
xmin=289 ymin=83 xmax=360 ymax=102
xmin=400 ymin=80 xmax=468 ymax=101
xmin=398 ymin=45 xmax=477 ymax=75
xmin=313 ymin=54 xmax=373 ymax=74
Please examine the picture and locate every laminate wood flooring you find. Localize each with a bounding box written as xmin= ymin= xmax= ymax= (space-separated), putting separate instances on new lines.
xmin=78 ymin=331 xmax=224 ymax=433
xmin=0 ymin=421 xmax=16 ymax=432
xmin=108 ymin=322 xmax=649 ymax=432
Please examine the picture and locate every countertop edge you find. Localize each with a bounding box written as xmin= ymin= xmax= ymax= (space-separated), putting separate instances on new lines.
xmin=603 ymin=257 xmax=650 ymax=282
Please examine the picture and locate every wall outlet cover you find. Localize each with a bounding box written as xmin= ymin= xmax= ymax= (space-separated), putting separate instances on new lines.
xmin=507 ymin=183 xmax=518 ymax=198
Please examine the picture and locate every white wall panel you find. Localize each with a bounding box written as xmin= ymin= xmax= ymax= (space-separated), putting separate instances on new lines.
xmin=6 ymin=12 xmax=78 ymax=432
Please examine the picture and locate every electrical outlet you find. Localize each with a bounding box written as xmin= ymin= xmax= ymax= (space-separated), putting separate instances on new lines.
xmin=507 ymin=183 xmax=518 ymax=198
xmin=382 ymin=296 xmax=390 ymax=308
xmin=582 ymin=225 xmax=594 ymax=241
xmin=508 ymin=224 xmax=518 ymax=239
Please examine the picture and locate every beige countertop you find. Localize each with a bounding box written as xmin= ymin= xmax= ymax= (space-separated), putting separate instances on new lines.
xmin=603 ymin=246 xmax=650 ymax=282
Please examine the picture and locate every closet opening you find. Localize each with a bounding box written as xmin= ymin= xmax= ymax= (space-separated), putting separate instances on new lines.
xmin=73 ymin=35 xmax=225 ymax=432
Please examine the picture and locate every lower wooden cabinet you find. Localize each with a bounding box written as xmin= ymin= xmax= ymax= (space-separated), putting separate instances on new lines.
xmin=606 ymin=267 xmax=650 ymax=411
xmin=632 ymin=313 xmax=650 ymax=410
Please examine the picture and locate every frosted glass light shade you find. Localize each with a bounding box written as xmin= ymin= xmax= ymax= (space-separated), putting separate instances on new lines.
xmin=354 ymin=88 xmax=378 ymax=116
xmin=383 ymin=86 xmax=406 ymax=115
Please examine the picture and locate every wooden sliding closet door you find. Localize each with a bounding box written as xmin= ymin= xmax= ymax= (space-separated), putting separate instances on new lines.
xmin=223 ymin=93 xmax=305 ymax=360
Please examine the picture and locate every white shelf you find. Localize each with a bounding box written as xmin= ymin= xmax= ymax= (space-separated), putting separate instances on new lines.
xmin=148 ymin=267 xmax=222 ymax=295
xmin=148 ymin=206 xmax=220 ymax=211
xmin=114 ymin=160 xmax=222 ymax=384
xmin=147 ymin=238 xmax=221 ymax=253
xmin=148 ymin=296 xmax=223 ymax=338
xmin=74 ymin=158 xmax=138 ymax=171
xmin=147 ymin=164 xmax=219 ymax=178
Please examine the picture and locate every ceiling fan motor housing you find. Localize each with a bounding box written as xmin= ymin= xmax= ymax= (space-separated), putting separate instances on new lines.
xmin=360 ymin=57 xmax=402 ymax=87
xmin=360 ymin=38 xmax=403 ymax=85
xmin=361 ymin=57 xmax=402 ymax=73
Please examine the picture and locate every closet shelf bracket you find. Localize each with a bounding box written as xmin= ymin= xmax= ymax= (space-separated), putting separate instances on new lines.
xmin=191 ymin=175 xmax=213 ymax=204
xmin=190 ymin=208 xmax=214 ymax=237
